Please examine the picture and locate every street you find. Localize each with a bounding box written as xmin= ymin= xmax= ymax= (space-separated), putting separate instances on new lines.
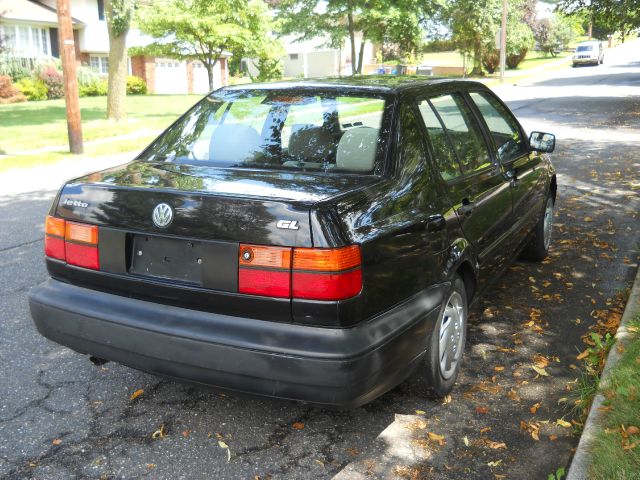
xmin=1 ymin=42 xmax=639 ymax=480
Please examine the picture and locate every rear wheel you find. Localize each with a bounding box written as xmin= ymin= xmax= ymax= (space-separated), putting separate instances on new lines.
xmin=522 ymin=195 xmax=554 ymax=261
xmin=423 ymin=275 xmax=467 ymax=396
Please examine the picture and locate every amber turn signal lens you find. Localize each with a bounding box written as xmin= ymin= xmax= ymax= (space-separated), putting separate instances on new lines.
xmin=45 ymin=216 xmax=65 ymax=237
xmin=65 ymin=222 xmax=98 ymax=245
xmin=292 ymin=245 xmax=361 ymax=272
xmin=239 ymin=244 xmax=292 ymax=269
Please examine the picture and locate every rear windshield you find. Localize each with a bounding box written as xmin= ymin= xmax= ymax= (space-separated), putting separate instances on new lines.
xmin=576 ymin=45 xmax=594 ymax=52
xmin=139 ymin=89 xmax=390 ymax=174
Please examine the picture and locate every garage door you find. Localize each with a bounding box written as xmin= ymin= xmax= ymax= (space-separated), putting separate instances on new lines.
xmin=193 ymin=61 xmax=222 ymax=94
xmin=155 ymin=59 xmax=188 ymax=94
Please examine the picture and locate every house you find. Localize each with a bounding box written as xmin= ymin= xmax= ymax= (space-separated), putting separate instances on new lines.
xmin=0 ymin=0 xmax=230 ymax=93
xmin=244 ymin=34 xmax=375 ymax=78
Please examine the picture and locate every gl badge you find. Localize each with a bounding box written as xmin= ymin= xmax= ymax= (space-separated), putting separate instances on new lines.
xmin=276 ymin=220 xmax=299 ymax=230
xmin=152 ymin=203 xmax=173 ymax=228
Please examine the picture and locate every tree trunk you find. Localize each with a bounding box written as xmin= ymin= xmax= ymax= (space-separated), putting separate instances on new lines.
xmin=347 ymin=11 xmax=357 ymax=76
xmin=356 ymin=35 xmax=366 ymax=74
xmin=471 ymin=35 xmax=483 ymax=76
xmin=105 ymin=0 xmax=129 ymax=121
xmin=205 ymin=58 xmax=219 ymax=91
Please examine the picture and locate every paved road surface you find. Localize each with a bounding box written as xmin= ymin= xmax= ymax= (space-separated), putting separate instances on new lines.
xmin=1 ymin=42 xmax=638 ymax=479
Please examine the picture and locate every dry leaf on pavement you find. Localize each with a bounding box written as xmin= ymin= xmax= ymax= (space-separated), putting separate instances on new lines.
xmin=130 ymin=389 xmax=144 ymax=401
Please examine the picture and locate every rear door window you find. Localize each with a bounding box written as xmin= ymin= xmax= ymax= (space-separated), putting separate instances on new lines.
xmin=427 ymin=93 xmax=492 ymax=174
xmin=417 ymin=99 xmax=462 ymax=181
xmin=469 ymin=91 xmax=526 ymax=163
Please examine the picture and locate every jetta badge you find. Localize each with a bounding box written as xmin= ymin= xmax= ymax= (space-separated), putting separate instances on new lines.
xmin=152 ymin=203 xmax=173 ymax=228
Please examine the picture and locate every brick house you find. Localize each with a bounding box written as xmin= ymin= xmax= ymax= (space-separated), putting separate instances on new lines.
xmin=0 ymin=0 xmax=230 ymax=93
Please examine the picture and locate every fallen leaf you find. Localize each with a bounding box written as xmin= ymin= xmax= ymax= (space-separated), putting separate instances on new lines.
xmin=623 ymin=442 xmax=638 ymax=451
xmin=345 ymin=447 xmax=359 ymax=456
xmin=556 ymin=419 xmax=572 ymax=428
xmin=531 ymin=430 xmax=540 ymax=441
xmin=488 ymin=460 xmax=503 ymax=467
xmin=576 ymin=350 xmax=590 ymax=360
xmin=314 ymin=459 xmax=325 ymax=467
xmin=531 ymin=365 xmax=549 ymax=377
xmin=151 ymin=424 xmax=167 ymax=439
xmin=146 ymin=463 xmax=156 ymax=470
xmin=549 ymin=435 xmax=558 ymax=441
xmin=442 ymin=394 xmax=452 ymax=405
xmin=52 ymin=439 xmax=62 ymax=446
xmin=476 ymin=406 xmax=490 ymax=414
xmin=494 ymin=366 xmax=505 ymax=372
xmin=292 ymin=422 xmax=305 ymax=430
xmin=507 ymin=389 xmax=521 ymax=402
xmin=530 ymin=402 xmax=541 ymax=414
xmin=627 ymin=426 xmax=640 ymax=435
xmin=487 ymin=441 xmax=507 ymax=449
xmin=415 ymin=410 xmax=426 ymax=415
xmin=428 ymin=432 xmax=446 ymax=446
xmin=463 ymin=436 xmax=470 ymax=446
xmin=130 ymin=388 xmax=144 ymax=401
xmin=182 ymin=430 xmax=191 ymax=438
xmin=218 ymin=441 xmax=231 ymax=462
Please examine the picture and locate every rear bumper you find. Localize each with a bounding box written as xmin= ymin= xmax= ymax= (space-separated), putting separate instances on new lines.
xmin=29 ymin=279 xmax=444 ymax=407
xmin=573 ymin=57 xmax=598 ymax=64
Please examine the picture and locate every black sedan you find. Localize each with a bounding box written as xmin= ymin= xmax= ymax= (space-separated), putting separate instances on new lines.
xmin=30 ymin=77 xmax=556 ymax=407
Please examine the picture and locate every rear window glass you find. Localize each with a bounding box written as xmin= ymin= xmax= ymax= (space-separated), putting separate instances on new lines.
xmin=139 ymin=90 xmax=389 ymax=174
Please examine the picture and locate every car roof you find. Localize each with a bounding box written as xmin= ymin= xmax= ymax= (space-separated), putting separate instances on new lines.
xmin=222 ymin=75 xmax=486 ymax=95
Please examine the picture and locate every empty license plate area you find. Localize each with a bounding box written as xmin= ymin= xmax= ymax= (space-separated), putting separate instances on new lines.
xmin=128 ymin=235 xmax=239 ymax=291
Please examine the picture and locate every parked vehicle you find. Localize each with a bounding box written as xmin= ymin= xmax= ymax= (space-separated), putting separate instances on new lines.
xmin=572 ymin=40 xmax=604 ymax=67
xmin=30 ymin=77 xmax=556 ymax=407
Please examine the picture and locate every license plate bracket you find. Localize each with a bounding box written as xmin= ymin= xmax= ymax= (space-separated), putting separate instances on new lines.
xmin=130 ymin=235 xmax=203 ymax=285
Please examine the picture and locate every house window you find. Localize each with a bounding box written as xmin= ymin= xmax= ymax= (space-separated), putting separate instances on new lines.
xmin=0 ymin=24 xmax=51 ymax=58
xmin=289 ymin=53 xmax=299 ymax=60
xmin=97 ymin=0 xmax=105 ymax=20
xmin=90 ymin=55 xmax=109 ymax=74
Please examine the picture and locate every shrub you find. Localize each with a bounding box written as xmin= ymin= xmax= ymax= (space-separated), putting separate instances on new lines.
xmin=37 ymin=65 xmax=64 ymax=99
xmin=482 ymin=51 xmax=500 ymax=73
xmin=506 ymin=50 xmax=528 ymax=69
xmin=79 ymin=78 xmax=108 ymax=97
xmin=126 ymin=75 xmax=147 ymax=95
xmin=0 ymin=75 xmax=27 ymax=103
xmin=77 ymin=66 xmax=101 ymax=88
xmin=15 ymin=77 xmax=48 ymax=101
xmin=0 ymin=61 xmax=31 ymax=82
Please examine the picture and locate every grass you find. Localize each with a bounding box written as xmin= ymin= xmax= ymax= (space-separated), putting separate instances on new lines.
xmin=589 ymin=316 xmax=640 ymax=479
xmin=0 ymin=94 xmax=200 ymax=155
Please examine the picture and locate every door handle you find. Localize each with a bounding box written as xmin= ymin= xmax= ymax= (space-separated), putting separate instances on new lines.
xmin=425 ymin=214 xmax=446 ymax=232
xmin=458 ymin=201 xmax=475 ymax=216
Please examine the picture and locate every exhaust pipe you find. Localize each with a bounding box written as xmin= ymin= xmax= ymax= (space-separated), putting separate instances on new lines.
xmin=89 ymin=356 xmax=109 ymax=366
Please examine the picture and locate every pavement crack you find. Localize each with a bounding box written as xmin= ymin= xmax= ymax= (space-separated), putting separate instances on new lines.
xmin=0 ymin=238 xmax=42 ymax=253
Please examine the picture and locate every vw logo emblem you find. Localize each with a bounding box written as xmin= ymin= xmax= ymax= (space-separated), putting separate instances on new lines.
xmin=152 ymin=203 xmax=173 ymax=228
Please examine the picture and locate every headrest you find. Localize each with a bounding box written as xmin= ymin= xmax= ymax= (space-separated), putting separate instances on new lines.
xmin=209 ymin=123 xmax=262 ymax=164
xmin=336 ymin=127 xmax=379 ymax=172
xmin=288 ymin=125 xmax=334 ymax=162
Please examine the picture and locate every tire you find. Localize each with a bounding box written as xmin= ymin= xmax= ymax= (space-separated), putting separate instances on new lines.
xmin=521 ymin=195 xmax=554 ymax=261
xmin=423 ymin=275 xmax=468 ymax=397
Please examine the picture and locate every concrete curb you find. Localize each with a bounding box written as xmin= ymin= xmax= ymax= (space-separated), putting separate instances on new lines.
xmin=567 ymin=265 xmax=640 ymax=480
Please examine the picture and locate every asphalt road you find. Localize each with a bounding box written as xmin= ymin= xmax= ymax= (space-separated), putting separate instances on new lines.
xmin=1 ymin=43 xmax=639 ymax=480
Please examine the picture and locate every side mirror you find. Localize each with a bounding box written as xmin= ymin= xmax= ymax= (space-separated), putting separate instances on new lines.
xmin=529 ymin=131 xmax=555 ymax=153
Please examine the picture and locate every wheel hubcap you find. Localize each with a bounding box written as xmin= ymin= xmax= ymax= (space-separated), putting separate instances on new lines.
xmin=438 ymin=291 xmax=465 ymax=380
xmin=543 ymin=198 xmax=554 ymax=250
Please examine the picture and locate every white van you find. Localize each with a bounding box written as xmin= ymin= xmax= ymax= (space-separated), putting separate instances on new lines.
xmin=572 ymin=40 xmax=604 ymax=67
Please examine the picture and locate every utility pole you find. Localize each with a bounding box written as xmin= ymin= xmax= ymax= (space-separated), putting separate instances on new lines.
xmin=499 ymin=0 xmax=508 ymax=82
xmin=56 ymin=0 xmax=83 ymax=154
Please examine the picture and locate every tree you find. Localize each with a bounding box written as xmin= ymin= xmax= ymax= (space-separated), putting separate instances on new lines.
xmin=105 ymin=0 xmax=132 ymax=121
xmin=557 ymin=0 xmax=640 ymax=41
xmin=137 ymin=0 xmax=278 ymax=91
xmin=279 ymin=0 xmax=435 ymax=75
xmin=535 ymin=16 xmax=575 ymax=56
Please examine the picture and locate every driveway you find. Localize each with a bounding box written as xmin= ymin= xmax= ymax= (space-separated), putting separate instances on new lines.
xmin=1 ymin=43 xmax=639 ymax=479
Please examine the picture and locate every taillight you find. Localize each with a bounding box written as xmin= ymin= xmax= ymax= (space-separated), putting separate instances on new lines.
xmin=292 ymin=246 xmax=362 ymax=300
xmin=238 ymin=244 xmax=292 ymax=298
xmin=238 ymin=244 xmax=362 ymax=301
xmin=44 ymin=216 xmax=100 ymax=270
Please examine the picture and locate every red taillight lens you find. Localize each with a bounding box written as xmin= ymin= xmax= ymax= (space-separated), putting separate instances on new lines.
xmin=292 ymin=269 xmax=362 ymax=300
xmin=44 ymin=216 xmax=100 ymax=270
xmin=45 ymin=216 xmax=66 ymax=260
xmin=238 ymin=244 xmax=362 ymax=301
xmin=238 ymin=244 xmax=291 ymax=297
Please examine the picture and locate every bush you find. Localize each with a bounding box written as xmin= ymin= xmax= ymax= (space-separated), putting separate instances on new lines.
xmin=482 ymin=51 xmax=500 ymax=73
xmin=77 ymin=66 xmax=101 ymax=88
xmin=506 ymin=50 xmax=528 ymax=69
xmin=37 ymin=65 xmax=64 ymax=99
xmin=0 ymin=61 xmax=31 ymax=82
xmin=79 ymin=78 xmax=108 ymax=97
xmin=126 ymin=75 xmax=147 ymax=95
xmin=423 ymin=38 xmax=456 ymax=53
xmin=15 ymin=77 xmax=48 ymax=101
xmin=0 ymin=75 xmax=27 ymax=103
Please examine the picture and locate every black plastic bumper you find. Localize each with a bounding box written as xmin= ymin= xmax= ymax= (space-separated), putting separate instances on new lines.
xmin=29 ymin=279 xmax=444 ymax=407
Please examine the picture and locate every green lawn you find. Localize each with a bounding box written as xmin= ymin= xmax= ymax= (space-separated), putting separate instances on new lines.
xmin=0 ymin=94 xmax=200 ymax=155
xmin=589 ymin=315 xmax=640 ymax=479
